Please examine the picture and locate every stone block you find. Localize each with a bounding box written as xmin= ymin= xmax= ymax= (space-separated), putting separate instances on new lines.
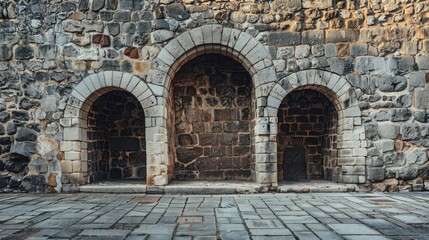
xmin=378 ymin=76 xmax=407 ymax=92
xmin=415 ymin=86 xmax=429 ymax=109
xmin=165 ymin=3 xmax=189 ymax=21
xmin=416 ymin=55 xmax=429 ymax=70
xmin=401 ymin=123 xmax=420 ymax=140
xmin=327 ymin=30 xmax=359 ymax=43
xmin=406 ymin=149 xmax=428 ymax=165
xmin=267 ymin=32 xmax=300 ymax=46
xmin=350 ymin=44 xmax=368 ymax=56
xmin=15 ymin=45 xmax=34 ymax=60
xmin=150 ymin=30 xmax=174 ymax=44
xmin=119 ymin=0 xmax=143 ymax=11
xmin=401 ymin=42 xmax=418 ymax=55
xmin=367 ymin=167 xmax=384 ymax=181
xmin=396 ymin=167 xmax=418 ymax=180
xmin=390 ymin=108 xmax=411 ymax=122
xmin=113 ymin=11 xmax=131 ymax=22
xmin=302 ymin=0 xmax=333 ymax=9
xmin=378 ymin=123 xmax=400 ymax=139
xmin=295 ymin=45 xmax=310 ymax=59
xmin=302 ymin=30 xmax=325 ymax=45
xmin=38 ymin=44 xmax=58 ymax=60
xmin=329 ymin=57 xmax=353 ymax=74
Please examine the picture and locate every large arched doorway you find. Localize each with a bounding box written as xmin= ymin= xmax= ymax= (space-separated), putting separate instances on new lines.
xmin=169 ymin=54 xmax=253 ymax=181
xmin=277 ymin=89 xmax=337 ymax=181
xmin=87 ymin=90 xmax=146 ymax=182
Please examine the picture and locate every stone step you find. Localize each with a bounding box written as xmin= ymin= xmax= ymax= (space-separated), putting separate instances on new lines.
xmin=163 ymin=181 xmax=262 ymax=194
xmin=277 ymin=181 xmax=357 ymax=193
xmin=79 ymin=181 xmax=147 ymax=193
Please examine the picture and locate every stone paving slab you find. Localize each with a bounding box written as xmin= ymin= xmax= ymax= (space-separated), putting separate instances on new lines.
xmin=0 ymin=192 xmax=428 ymax=239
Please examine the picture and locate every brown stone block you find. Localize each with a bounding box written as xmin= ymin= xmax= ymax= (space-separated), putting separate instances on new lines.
xmin=47 ymin=172 xmax=58 ymax=187
xmin=178 ymin=134 xmax=197 ymax=146
xmin=185 ymin=109 xmax=212 ymax=122
xmin=124 ymin=47 xmax=139 ymax=59
xmin=233 ymin=146 xmax=250 ymax=156
xmin=218 ymin=157 xmax=232 ymax=169
xmin=214 ymin=109 xmax=239 ymax=121
xmin=92 ymin=34 xmax=110 ymax=47
xmin=199 ymin=134 xmax=217 ymax=146
xmin=220 ymin=133 xmax=238 ymax=146
xmin=196 ymin=157 xmax=218 ymax=170
xmin=337 ymin=43 xmax=349 ymax=57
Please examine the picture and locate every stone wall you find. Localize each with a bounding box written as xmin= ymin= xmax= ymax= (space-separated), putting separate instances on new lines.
xmin=172 ymin=54 xmax=252 ymax=181
xmin=0 ymin=0 xmax=428 ymax=192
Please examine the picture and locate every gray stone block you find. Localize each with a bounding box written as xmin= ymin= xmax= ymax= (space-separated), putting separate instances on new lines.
xmin=15 ymin=45 xmax=34 ymax=60
xmin=401 ymin=123 xmax=420 ymax=140
xmin=325 ymin=43 xmax=337 ymax=57
xmin=329 ymin=57 xmax=353 ymax=74
xmin=378 ymin=76 xmax=407 ymax=92
xmin=165 ymin=3 xmax=189 ymax=21
xmin=150 ymin=30 xmax=174 ymax=44
xmin=390 ymin=108 xmax=411 ymax=122
xmin=406 ymin=149 xmax=428 ymax=165
xmin=267 ymin=32 xmax=300 ymax=46
xmin=113 ymin=11 xmax=131 ymax=22
xmin=378 ymin=123 xmax=400 ymax=139
xmin=415 ymin=86 xmax=429 ymax=109
xmin=327 ymin=30 xmax=359 ymax=43
xmin=396 ymin=166 xmax=418 ymax=180
xmin=0 ymin=45 xmax=12 ymax=60
xmin=302 ymin=30 xmax=325 ymax=45
xmin=38 ymin=44 xmax=59 ymax=60
xmin=119 ymin=0 xmax=143 ymax=11
xmin=350 ymin=43 xmax=368 ymax=56
xmin=416 ymin=55 xmax=429 ymax=70
xmin=367 ymin=167 xmax=384 ymax=181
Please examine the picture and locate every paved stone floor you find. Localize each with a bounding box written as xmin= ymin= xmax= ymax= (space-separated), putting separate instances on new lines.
xmin=0 ymin=192 xmax=428 ymax=240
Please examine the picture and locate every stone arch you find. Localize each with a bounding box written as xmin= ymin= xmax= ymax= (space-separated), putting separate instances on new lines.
xmin=60 ymin=71 xmax=156 ymax=188
xmin=266 ymin=69 xmax=367 ymax=184
xmin=148 ymin=24 xmax=276 ymax=98
xmin=145 ymin=25 xmax=278 ymax=187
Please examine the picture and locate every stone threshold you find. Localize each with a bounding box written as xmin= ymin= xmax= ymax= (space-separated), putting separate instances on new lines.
xmin=278 ymin=180 xmax=357 ymax=193
xmin=79 ymin=180 xmax=356 ymax=194
xmin=79 ymin=180 xmax=147 ymax=193
xmin=162 ymin=181 xmax=262 ymax=194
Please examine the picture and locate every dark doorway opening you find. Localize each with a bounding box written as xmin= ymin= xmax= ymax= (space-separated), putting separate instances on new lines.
xmin=87 ymin=90 xmax=146 ymax=182
xmin=278 ymin=89 xmax=337 ymax=181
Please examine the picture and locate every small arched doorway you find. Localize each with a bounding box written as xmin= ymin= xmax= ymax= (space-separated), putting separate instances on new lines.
xmin=87 ymin=90 xmax=146 ymax=182
xmin=277 ymin=89 xmax=338 ymax=181
xmin=169 ymin=54 xmax=254 ymax=181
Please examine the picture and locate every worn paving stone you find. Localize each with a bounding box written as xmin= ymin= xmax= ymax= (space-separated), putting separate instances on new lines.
xmin=0 ymin=193 xmax=427 ymax=239
xmin=329 ymin=223 xmax=382 ymax=235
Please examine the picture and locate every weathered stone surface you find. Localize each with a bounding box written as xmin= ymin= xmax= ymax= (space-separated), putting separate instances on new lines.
xmin=401 ymin=123 xmax=420 ymax=140
xmin=16 ymin=127 xmax=38 ymax=142
xmin=92 ymin=34 xmax=110 ymax=47
xmin=267 ymin=32 xmax=300 ymax=46
xmin=378 ymin=123 xmax=400 ymax=139
xmin=176 ymin=147 xmax=203 ymax=164
xmin=415 ymin=85 xmax=429 ymax=109
xmin=390 ymin=108 xmax=411 ymax=122
xmin=0 ymin=45 xmax=12 ymax=60
xmin=378 ymin=76 xmax=407 ymax=92
xmin=165 ymin=3 xmax=189 ymax=20
xmin=150 ymin=30 xmax=174 ymax=44
xmin=21 ymin=175 xmax=46 ymax=192
xmin=15 ymin=45 xmax=34 ymax=60
xmin=10 ymin=142 xmax=37 ymax=158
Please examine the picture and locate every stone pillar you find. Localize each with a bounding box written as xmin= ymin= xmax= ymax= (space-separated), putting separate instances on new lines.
xmin=254 ymin=116 xmax=278 ymax=189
